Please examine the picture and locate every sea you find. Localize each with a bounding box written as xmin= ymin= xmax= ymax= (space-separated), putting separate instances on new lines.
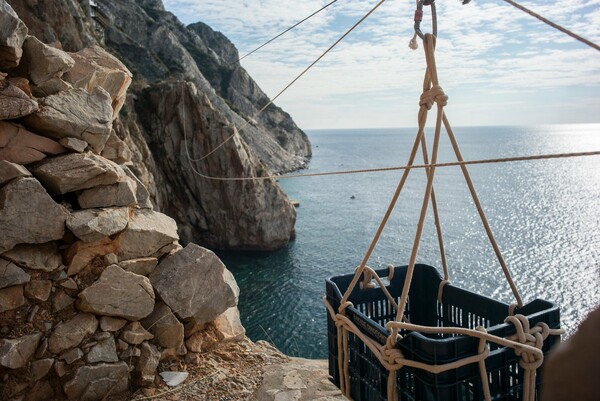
xmin=220 ymin=124 xmax=600 ymax=359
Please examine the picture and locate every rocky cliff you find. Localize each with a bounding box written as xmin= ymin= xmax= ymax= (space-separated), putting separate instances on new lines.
xmin=7 ymin=0 xmax=310 ymax=250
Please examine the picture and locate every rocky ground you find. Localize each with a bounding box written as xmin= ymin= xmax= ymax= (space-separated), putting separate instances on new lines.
xmin=119 ymin=338 xmax=346 ymax=401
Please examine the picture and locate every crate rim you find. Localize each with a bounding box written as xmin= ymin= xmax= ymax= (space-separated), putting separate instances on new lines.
xmin=326 ymin=263 xmax=560 ymax=346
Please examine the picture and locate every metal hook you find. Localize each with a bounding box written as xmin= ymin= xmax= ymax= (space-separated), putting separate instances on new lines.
xmin=414 ymin=0 xmax=437 ymax=40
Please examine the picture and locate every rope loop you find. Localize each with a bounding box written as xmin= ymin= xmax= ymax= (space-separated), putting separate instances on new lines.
xmin=419 ymin=84 xmax=448 ymax=109
xmin=437 ymin=279 xmax=450 ymax=303
xmin=387 ymin=264 xmax=395 ymax=281
xmin=338 ymin=301 xmax=353 ymax=314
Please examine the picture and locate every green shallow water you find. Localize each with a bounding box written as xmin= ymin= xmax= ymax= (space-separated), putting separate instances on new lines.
xmin=220 ymin=124 xmax=600 ymax=358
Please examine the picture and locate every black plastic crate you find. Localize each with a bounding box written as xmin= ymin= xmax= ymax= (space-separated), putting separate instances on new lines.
xmin=326 ymin=264 xmax=561 ymax=401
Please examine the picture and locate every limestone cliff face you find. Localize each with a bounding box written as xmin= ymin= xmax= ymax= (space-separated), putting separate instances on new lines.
xmin=6 ymin=0 xmax=309 ymax=250
xmin=135 ymin=81 xmax=296 ymax=250
xmin=95 ymin=0 xmax=311 ymax=173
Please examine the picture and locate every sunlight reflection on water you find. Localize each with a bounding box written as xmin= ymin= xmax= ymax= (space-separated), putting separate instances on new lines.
xmin=222 ymin=124 xmax=600 ymax=358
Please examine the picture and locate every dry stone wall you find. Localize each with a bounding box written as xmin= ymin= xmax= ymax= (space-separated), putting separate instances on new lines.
xmin=0 ymin=2 xmax=245 ymax=400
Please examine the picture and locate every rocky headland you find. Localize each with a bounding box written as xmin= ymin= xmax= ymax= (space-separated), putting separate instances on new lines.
xmin=0 ymin=1 xmax=342 ymax=400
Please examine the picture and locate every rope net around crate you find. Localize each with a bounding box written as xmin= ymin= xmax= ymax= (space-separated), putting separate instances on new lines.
xmin=322 ymin=24 xmax=564 ymax=401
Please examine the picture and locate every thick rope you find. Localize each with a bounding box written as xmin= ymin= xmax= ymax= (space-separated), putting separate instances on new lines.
xmin=443 ymin=114 xmax=524 ymax=307
xmin=420 ymin=113 xmax=448 ymax=282
xmin=501 ymin=0 xmax=600 ymax=52
xmin=395 ymin=33 xmax=446 ymax=325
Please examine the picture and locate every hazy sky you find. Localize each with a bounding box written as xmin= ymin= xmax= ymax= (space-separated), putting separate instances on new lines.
xmin=163 ymin=0 xmax=600 ymax=129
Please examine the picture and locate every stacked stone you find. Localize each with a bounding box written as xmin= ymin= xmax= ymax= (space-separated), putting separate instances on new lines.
xmin=0 ymin=2 xmax=244 ymax=400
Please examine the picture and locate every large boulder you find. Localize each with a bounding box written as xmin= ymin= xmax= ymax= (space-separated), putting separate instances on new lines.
xmin=67 ymin=207 xmax=129 ymax=242
xmin=113 ymin=209 xmax=179 ymax=260
xmin=21 ymin=87 xmax=112 ymax=153
xmin=19 ymin=35 xmax=74 ymax=89
xmin=48 ymin=313 xmax=98 ymax=354
xmin=0 ymin=332 xmax=41 ymax=369
xmin=77 ymin=265 xmax=155 ymax=321
xmin=149 ymin=243 xmax=239 ymax=324
xmin=0 ymin=121 xmax=65 ymax=164
xmin=0 ymin=177 xmax=67 ymax=253
xmin=63 ymin=46 xmax=132 ymax=118
xmin=0 ymin=0 xmax=27 ymax=68
xmin=0 ymin=75 xmax=38 ymax=120
xmin=63 ymin=362 xmax=129 ymax=401
xmin=32 ymin=152 xmax=125 ymax=195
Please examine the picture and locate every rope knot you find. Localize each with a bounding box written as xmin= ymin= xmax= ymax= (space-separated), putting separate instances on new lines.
xmin=419 ymin=84 xmax=448 ymax=110
xmin=505 ymin=315 xmax=546 ymax=371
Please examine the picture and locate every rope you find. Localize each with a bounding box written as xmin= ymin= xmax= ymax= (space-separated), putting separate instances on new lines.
xmin=330 ymin=30 xmax=552 ymax=401
xmin=500 ymin=0 xmax=600 ymax=52
xmin=237 ymin=0 xmax=339 ymax=62
xmin=187 ymin=150 xmax=600 ymax=181
xmin=186 ymin=0 xmax=388 ymax=163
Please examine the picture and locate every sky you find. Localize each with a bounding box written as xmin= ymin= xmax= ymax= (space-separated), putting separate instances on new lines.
xmin=162 ymin=0 xmax=600 ymax=130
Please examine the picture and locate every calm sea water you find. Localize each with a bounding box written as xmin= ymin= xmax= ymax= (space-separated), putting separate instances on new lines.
xmin=221 ymin=125 xmax=600 ymax=359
